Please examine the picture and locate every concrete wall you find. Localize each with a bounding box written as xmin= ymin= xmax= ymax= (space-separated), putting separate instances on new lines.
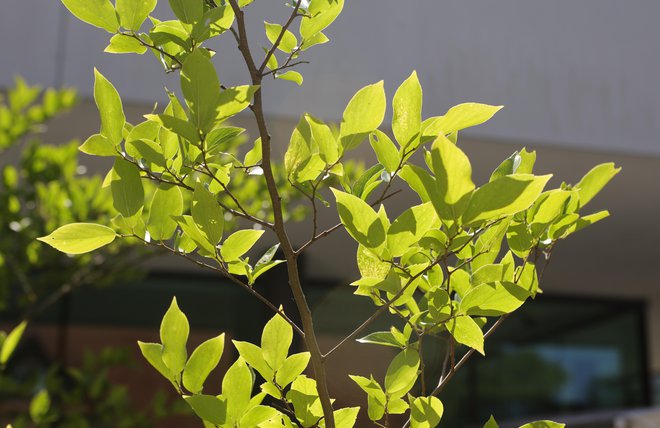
xmin=1 ymin=1 xmax=660 ymax=156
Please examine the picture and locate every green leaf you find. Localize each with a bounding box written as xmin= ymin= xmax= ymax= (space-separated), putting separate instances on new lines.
xmin=220 ymin=229 xmax=264 ymax=261
xmin=148 ymin=185 xmax=183 ymax=241
xmin=410 ymin=396 xmax=444 ymax=428
xmin=183 ymin=334 xmax=225 ymax=394
xmin=285 ymin=117 xmax=313 ymax=178
xmin=428 ymin=136 xmax=475 ymax=221
xmin=184 ymin=395 xmax=227 ymax=425
xmin=175 ymin=215 xmax=215 ymax=254
xmin=484 ymin=415 xmax=499 ymax=428
xmin=357 ymin=331 xmax=405 ymax=348
xmin=301 ymin=31 xmax=330 ymax=51
xmin=233 ymin=340 xmax=273 ymax=381
xmin=276 ymin=352 xmax=310 ymax=387
xmin=192 ymin=183 xmax=224 ymax=246
xmin=399 ymin=164 xmax=434 ymax=203
xmin=262 ymin=312 xmax=293 ymax=372
xmin=518 ymin=422 xmax=565 ymax=428
xmin=276 ymin=71 xmax=304 ymax=86
xmin=105 ymin=34 xmax=148 ymax=54
xmin=575 ymin=163 xmax=620 ymax=208
xmin=138 ymin=342 xmax=174 ymax=382
xmin=331 ymin=188 xmax=386 ymax=251
xmin=169 ymin=0 xmax=203 ymax=24
xmin=217 ymin=85 xmax=259 ymax=122
xmin=241 ymin=405 xmax=281 ymax=427
xmin=349 ymin=375 xmax=386 ymax=421
xmin=0 ymin=322 xmax=27 ymax=365
xmin=160 ymin=297 xmax=189 ymax=376
xmin=94 ymin=69 xmax=126 ymax=145
xmin=306 ymin=114 xmax=339 ymax=164
xmin=79 ymin=134 xmax=116 ymax=156
xmin=61 ymin=0 xmax=119 ymax=32
xmin=145 ymin=113 xmax=199 ymax=143
xmin=435 ymin=103 xmax=502 ymax=135
xmin=460 ymin=282 xmax=529 ymax=316
xmin=387 ymin=202 xmax=439 ymax=257
xmin=110 ymin=158 xmax=144 ymax=221
xmin=392 ymin=71 xmax=423 ymax=148
xmin=126 ymin=139 xmax=165 ymax=169
xmin=29 ymin=390 xmax=50 ymax=423
xmin=528 ymin=190 xmax=573 ymax=229
xmin=223 ymin=358 xmax=253 ymax=421
xmin=323 ymin=407 xmax=360 ymax=428
xmin=265 ymin=22 xmax=298 ymax=53
xmin=448 ymin=316 xmax=484 ymax=355
xmin=300 ymin=0 xmax=344 ymax=39
xmin=116 ymin=0 xmax=156 ymax=31
xmin=181 ymin=49 xmax=221 ymax=132
xmin=339 ymin=81 xmax=387 ymax=151
xmin=288 ymin=376 xmax=323 ymax=426
xmin=384 ymin=348 xmax=420 ymax=397
xmin=370 ymin=130 xmax=400 ymax=173
xmin=462 ymin=174 xmax=552 ymax=225
xmin=37 ymin=223 xmax=116 ymax=255
xmin=357 ymin=245 xmax=390 ymax=280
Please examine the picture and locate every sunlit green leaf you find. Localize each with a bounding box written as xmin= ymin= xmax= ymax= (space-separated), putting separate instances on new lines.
xmin=448 ymin=316 xmax=484 ymax=355
xmin=462 ymin=174 xmax=552 ymax=225
xmin=169 ymin=0 xmax=203 ymax=24
xmin=110 ymin=158 xmax=144 ymax=222
xmin=183 ymin=334 xmax=225 ymax=394
xmin=94 ymin=69 xmax=125 ymax=145
xmin=300 ymin=0 xmax=344 ymax=39
xmin=276 ymin=352 xmax=310 ymax=387
xmin=276 ymin=71 xmax=304 ymax=86
xmin=184 ymin=395 xmax=227 ymax=425
xmin=181 ymin=49 xmax=220 ymax=132
xmin=575 ymin=163 xmax=620 ymax=208
xmin=105 ymin=34 xmax=148 ymax=54
xmin=392 ymin=71 xmax=422 ymax=148
xmin=221 ymin=229 xmax=264 ymax=261
xmin=384 ymin=348 xmax=420 ymax=397
xmin=38 ymin=223 xmax=116 ymax=255
xmin=410 ymin=396 xmax=443 ymax=428
xmin=332 ymin=188 xmax=386 ymax=251
xmin=339 ymin=81 xmax=386 ymax=151
xmin=265 ymin=22 xmax=298 ymax=53
xmin=160 ymin=297 xmax=189 ymax=375
xmin=262 ymin=312 xmax=293 ymax=372
xmin=116 ymin=0 xmax=156 ymax=31
xmin=223 ymin=358 xmax=254 ymax=421
xmin=192 ymin=183 xmax=224 ymax=245
xmin=61 ymin=0 xmax=119 ymax=32
xmin=370 ymin=130 xmax=400 ymax=173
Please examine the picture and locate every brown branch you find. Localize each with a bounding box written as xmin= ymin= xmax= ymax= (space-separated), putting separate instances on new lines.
xmin=226 ymin=0 xmax=335 ymax=425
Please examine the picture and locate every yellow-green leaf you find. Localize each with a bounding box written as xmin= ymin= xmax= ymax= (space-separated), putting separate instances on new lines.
xmin=38 ymin=223 xmax=116 ymax=255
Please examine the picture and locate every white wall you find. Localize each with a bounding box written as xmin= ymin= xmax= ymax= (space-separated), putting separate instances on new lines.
xmin=1 ymin=1 xmax=659 ymax=156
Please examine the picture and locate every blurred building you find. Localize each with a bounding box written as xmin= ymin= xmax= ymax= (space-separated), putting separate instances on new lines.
xmin=1 ymin=1 xmax=660 ymax=426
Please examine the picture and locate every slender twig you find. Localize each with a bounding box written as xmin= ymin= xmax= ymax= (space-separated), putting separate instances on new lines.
xmin=119 ymin=32 xmax=183 ymax=71
xmin=258 ymin=0 xmax=305 ymax=75
xmin=124 ymin=233 xmax=304 ymax=337
xmin=263 ymin=60 xmax=310 ymax=77
xmin=431 ymin=315 xmax=506 ymax=396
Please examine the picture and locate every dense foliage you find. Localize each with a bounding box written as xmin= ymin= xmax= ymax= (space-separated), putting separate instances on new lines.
xmin=40 ymin=0 xmax=619 ymax=427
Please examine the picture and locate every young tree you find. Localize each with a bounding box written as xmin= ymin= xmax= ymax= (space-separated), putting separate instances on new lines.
xmin=41 ymin=0 xmax=620 ymax=426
